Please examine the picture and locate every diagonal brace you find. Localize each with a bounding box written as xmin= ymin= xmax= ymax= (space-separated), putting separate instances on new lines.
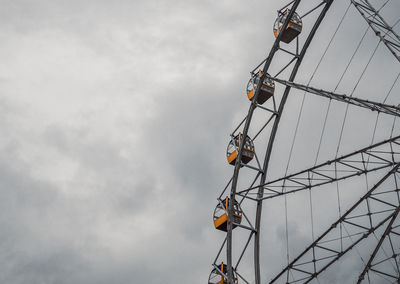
xmin=269 ymin=163 xmax=400 ymax=283
xmin=351 ymin=0 xmax=400 ymax=63
xmin=357 ymin=207 xmax=400 ymax=283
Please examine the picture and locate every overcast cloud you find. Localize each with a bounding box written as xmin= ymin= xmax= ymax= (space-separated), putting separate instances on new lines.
xmin=0 ymin=1 xmax=399 ymax=283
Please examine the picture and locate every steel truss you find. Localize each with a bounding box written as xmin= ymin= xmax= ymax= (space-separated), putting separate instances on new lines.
xmin=358 ymin=206 xmax=400 ymax=283
xmin=212 ymin=1 xmax=335 ymax=284
xmin=237 ymin=135 xmax=400 ymax=200
xmin=351 ymin=0 xmax=400 ymax=63
xmin=211 ymin=1 xmax=400 ymax=284
xmin=269 ymin=163 xmax=400 ymax=283
xmin=271 ymin=77 xmax=400 ymax=117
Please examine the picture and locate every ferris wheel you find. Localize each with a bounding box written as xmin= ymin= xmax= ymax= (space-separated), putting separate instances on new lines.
xmin=209 ymin=0 xmax=400 ymax=283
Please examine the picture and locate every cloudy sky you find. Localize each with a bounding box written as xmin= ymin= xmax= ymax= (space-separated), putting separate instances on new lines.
xmin=0 ymin=0 xmax=399 ymax=283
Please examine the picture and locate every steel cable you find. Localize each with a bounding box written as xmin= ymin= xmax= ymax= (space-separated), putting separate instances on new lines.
xmin=278 ymin=3 xmax=353 ymax=280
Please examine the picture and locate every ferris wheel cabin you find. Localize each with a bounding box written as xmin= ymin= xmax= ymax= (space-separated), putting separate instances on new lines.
xmin=247 ymin=70 xmax=275 ymax=104
xmin=208 ymin=263 xmax=238 ymax=284
xmin=213 ymin=197 xmax=242 ymax=232
xmin=226 ymin=133 xmax=255 ymax=165
xmin=208 ymin=263 xmax=227 ymax=284
xmin=273 ymin=9 xmax=302 ymax=44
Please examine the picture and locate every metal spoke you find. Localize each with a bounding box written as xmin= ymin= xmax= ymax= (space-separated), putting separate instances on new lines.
xmin=352 ymin=0 xmax=400 ymax=63
xmin=238 ymin=135 xmax=400 ymax=199
xmin=272 ymin=77 xmax=400 ymax=117
xmin=270 ymin=164 xmax=400 ymax=283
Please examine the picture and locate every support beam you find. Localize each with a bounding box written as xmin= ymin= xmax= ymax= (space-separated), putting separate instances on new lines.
xmin=357 ymin=208 xmax=400 ymax=283
xmin=269 ymin=163 xmax=400 ymax=283
xmin=237 ymin=135 xmax=400 ymax=200
xmin=271 ymin=77 xmax=400 ymax=117
xmin=253 ymin=2 xmax=334 ymax=284
xmin=227 ymin=1 xmax=303 ymax=283
xmin=351 ymin=0 xmax=400 ymax=63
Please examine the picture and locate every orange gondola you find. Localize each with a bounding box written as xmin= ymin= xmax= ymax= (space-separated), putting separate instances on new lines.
xmin=208 ymin=263 xmax=238 ymax=284
xmin=273 ymin=9 xmax=302 ymax=44
xmin=247 ymin=70 xmax=275 ymax=105
xmin=226 ymin=133 xmax=255 ymax=165
xmin=213 ymin=197 xmax=242 ymax=232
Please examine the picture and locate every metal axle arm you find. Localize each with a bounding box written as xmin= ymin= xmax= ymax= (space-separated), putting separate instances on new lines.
xmin=237 ymin=135 xmax=400 ymax=200
xmin=272 ymin=77 xmax=400 ymax=117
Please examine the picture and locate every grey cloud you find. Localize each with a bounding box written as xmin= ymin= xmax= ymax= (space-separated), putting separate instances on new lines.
xmin=0 ymin=0 xmax=399 ymax=283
